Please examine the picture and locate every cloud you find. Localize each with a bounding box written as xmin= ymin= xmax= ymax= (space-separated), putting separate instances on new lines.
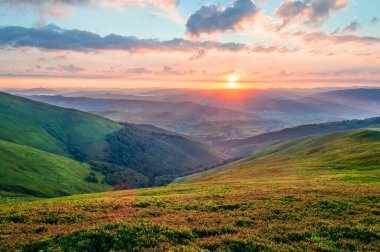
xmin=250 ymin=45 xmax=298 ymax=53
xmin=216 ymin=69 xmax=248 ymax=80
xmin=162 ymin=66 xmax=180 ymax=75
xmin=0 ymin=0 xmax=179 ymax=9
xmin=343 ymin=20 xmax=360 ymax=33
xmin=60 ymin=64 xmax=85 ymax=72
xmin=123 ymin=66 xmax=185 ymax=76
xmin=296 ymin=31 xmax=380 ymax=45
xmin=186 ymin=0 xmax=258 ymax=36
xmin=275 ymin=0 xmax=347 ymax=27
xmin=0 ymin=0 xmax=180 ymax=23
xmin=314 ymin=67 xmax=380 ymax=76
xmin=124 ymin=67 xmax=153 ymax=74
xmin=188 ymin=49 xmax=206 ymax=61
xmin=147 ymin=0 xmax=179 ymax=11
xmin=0 ymin=25 xmax=300 ymax=58
xmin=0 ymin=0 xmax=88 ymax=23
xmin=46 ymin=64 xmax=85 ymax=72
xmin=371 ymin=17 xmax=378 ymax=24
xmin=0 ymin=24 xmax=249 ymax=53
xmin=0 ymin=72 xmax=108 ymax=79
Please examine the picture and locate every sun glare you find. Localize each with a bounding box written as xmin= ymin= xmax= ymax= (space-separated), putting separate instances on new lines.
xmin=224 ymin=74 xmax=240 ymax=89
xmin=228 ymin=74 xmax=237 ymax=83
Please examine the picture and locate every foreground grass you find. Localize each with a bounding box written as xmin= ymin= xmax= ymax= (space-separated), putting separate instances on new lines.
xmin=0 ymin=130 xmax=379 ymax=251
xmin=0 ymin=182 xmax=379 ymax=251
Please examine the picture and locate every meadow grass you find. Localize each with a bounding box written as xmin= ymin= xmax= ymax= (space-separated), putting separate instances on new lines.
xmin=0 ymin=130 xmax=379 ymax=251
xmin=0 ymin=140 xmax=110 ymax=199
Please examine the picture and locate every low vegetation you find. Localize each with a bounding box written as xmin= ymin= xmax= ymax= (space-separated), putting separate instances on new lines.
xmin=0 ymin=129 xmax=379 ymax=251
xmin=89 ymin=161 xmax=149 ymax=188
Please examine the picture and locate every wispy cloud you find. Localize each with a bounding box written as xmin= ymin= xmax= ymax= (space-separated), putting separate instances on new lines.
xmin=47 ymin=64 xmax=85 ymax=72
xmin=0 ymin=0 xmax=180 ymax=10
xmin=343 ymin=20 xmax=360 ymax=33
xmin=0 ymin=0 xmax=180 ymax=24
xmin=293 ymin=31 xmax=380 ymax=45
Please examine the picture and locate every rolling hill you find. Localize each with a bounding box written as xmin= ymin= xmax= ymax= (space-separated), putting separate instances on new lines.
xmin=0 ymin=140 xmax=110 ymax=199
xmin=218 ymin=117 xmax=380 ymax=157
xmin=179 ymin=129 xmax=380 ymax=184
xmin=0 ymin=92 xmax=228 ymax=193
xmin=0 ymin=92 xmax=122 ymax=160
xmin=1 ymin=129 xmax=379 ymax=251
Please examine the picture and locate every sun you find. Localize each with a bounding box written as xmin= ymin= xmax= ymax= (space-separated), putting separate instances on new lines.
xmin=224 ymin=74 xmax=241 ymax=89
xmin=228 ymin=74 xmax=238 ymax=83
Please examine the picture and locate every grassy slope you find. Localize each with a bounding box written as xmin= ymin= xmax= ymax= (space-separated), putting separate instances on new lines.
xmin=0 ymin=129 xmax=379 ymax=251
xmin=178 ymin=129 xmax=380 ymax=184
xmin=0 ymin=140 xmax=110 ymax=200
xmin=105 ymin=125 xmax=228 ymax=179
xmin=220 ymin=117 xmax=380 ymax=157
xmin=0 ymin=92 xmax=122 ymax=160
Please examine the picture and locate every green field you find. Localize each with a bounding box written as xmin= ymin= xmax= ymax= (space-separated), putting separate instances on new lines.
xmin=0 ymin=140 xmax=110 ymax=201
xmin=0 ymin=129 xmax=379 ymax=251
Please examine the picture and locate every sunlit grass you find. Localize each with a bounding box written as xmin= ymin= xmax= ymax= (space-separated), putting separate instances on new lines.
xmin=0 ymin=130 xmax=379 ymax=251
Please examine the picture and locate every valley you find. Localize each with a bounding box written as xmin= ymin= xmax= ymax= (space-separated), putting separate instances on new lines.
xmin=18 ymin=88 xmax=380 ymax=146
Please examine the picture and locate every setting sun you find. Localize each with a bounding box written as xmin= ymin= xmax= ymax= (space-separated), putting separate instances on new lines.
xmin=228 ymin=74 xmax=238 ymax=83
xmin=224 ymin=74 xmax=241 ymax=89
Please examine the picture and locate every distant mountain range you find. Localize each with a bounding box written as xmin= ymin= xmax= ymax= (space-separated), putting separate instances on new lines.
xmin=24 ymin=94 xmax=282 ymax=143
xmin=312 ymin=88 xmax=380 ymax=113
xmin=23 ymin=88 xmax=380 ymax=144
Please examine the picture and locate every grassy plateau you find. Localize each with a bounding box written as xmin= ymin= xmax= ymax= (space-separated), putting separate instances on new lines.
xmin=0 ymin=129 xmax=379 ymax=251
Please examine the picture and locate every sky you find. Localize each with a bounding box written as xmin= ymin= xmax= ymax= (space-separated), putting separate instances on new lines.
xmin=0 ymin=0 xmax=379 ymax=89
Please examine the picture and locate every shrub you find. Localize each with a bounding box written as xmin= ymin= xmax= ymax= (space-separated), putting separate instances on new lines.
xmin=84 ymin=172 xmax=98 ymax=183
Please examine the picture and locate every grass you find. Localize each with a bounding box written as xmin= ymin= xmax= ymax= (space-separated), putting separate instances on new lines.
xmin=178 ymin=129 xmax=380 ymax=184
xmin=0 ymin=129 xmax=379 ymax=251
xmin=0 ymin=140 xmax=110 ymax=200
xmin=0 ymin=92 xmax=122 ymax=160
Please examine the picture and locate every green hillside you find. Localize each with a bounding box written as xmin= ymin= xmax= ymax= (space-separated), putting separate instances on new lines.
xmin=219 ymin=117 xmax=380 ymax=157
xmin=178 ymin=129 xmax=380 ymax=184
xmin=0 ymin=140 xmax=109 ymax=200
xmin=1 ymin=129 xmax=379 ymax=251
xmin=0 ymin=92 xmax=227 ymax=195
xmin=0 ymin=92 xmax=122 ymax=160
